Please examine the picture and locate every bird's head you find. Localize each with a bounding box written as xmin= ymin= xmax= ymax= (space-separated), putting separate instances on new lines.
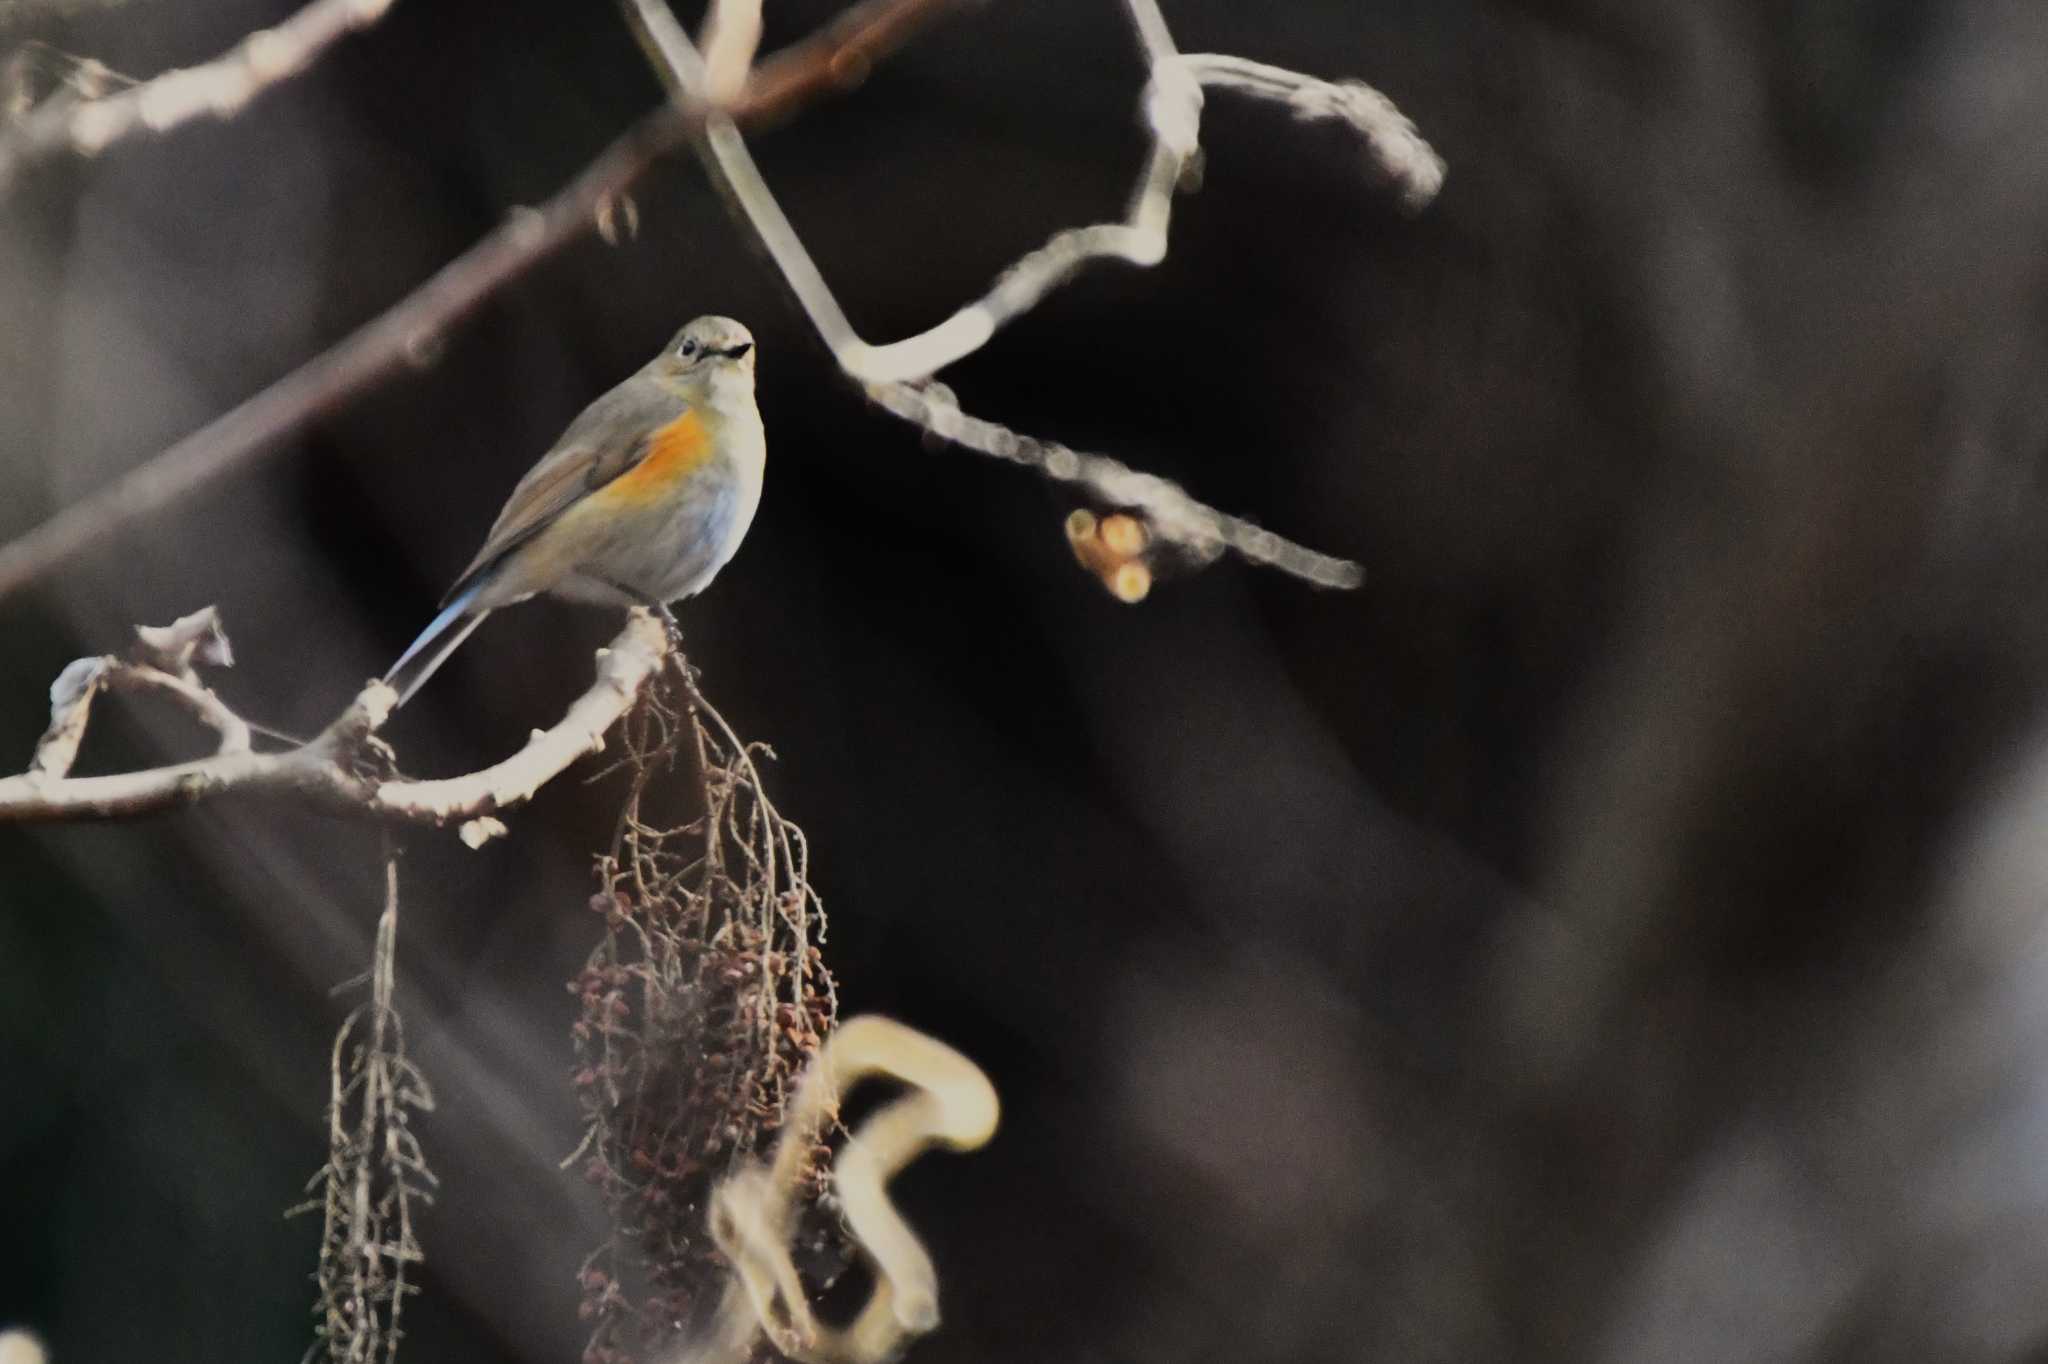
xmin=654 ymin=315 xmax=756 ymax=400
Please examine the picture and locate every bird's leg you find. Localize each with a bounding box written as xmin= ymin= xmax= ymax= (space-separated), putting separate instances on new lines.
xmin=598 ymin=578 xmax=685 ymax=651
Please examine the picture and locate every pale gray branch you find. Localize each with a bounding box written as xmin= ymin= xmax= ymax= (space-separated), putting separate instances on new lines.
xmin=868 ymin=380 xmax=1364 ymax=590
xmin=108 ymin=663 xmax=253 ymax=756
xmin=1179 ymin=53 xmax=1445 ymax=211
xmin=0 ymin=609 xmax=670 ymax=827
xmin=0 ymin=0 xmax=399 ymax=194
xmin=697 ymin=0 xmax=763 ymax=104
xmin=372 ymin=613 xmax=666 ymax=821
xmin=28 ymin=607 xmax=251 ymax=777
xmin=627 ymin=0 xmax=1435 ymax=594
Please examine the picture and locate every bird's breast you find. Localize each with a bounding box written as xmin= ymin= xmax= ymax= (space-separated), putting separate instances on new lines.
xmin=601 ymin=408 xmax=716 ymax=507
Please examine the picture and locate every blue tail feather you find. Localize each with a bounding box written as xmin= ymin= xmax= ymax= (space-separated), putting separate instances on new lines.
xmin=385 ymin=581 xmax=492 ymax=708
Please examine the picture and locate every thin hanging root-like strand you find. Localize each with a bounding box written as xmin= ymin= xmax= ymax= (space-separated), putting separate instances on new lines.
xmin=291 ymin=848 xmax=439 ymax=1364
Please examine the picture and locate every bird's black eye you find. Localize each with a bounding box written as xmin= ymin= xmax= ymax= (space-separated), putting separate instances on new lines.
xmin=679 ymin=339 xmax=699 ymax=359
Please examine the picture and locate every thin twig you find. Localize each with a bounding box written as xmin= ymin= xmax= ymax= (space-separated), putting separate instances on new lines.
xmin=106 ymin=663 xmax=254 ymax=754
xmin=0 ymin=0 xmax=400 ymax=195
xmin=0 ymin=0 xmax=965 ymax=605
xmin=1179 ymin=53 xmax=1444 ymax=211
xmin=867 ymin=380 xmax=1365 ymax=588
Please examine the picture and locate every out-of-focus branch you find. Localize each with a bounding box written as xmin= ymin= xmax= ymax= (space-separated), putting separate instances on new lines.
xmin=628 ymin=0 xmax=1440 ymax=595
xmin=697 ymin=0 xmax=762 ymax=105
xmin=2 ymin=42 xmax=131 ymax=123
xmin=871 ymin=377 xmax=1367 ymax=589
xmin=678 ymin=1016 xmax=999 ymax=1364
xmin=0 ymin=0 xmax=963 ymax=605
xmin=0 ymin=607 xmax=670 ymax=829
xmin=0 ymin=0 xmax=399 ymax=196
xmin=1179 ymin=53 xmax=1444 ymax=211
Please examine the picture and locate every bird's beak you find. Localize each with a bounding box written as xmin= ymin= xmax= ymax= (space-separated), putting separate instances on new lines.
xmin=720 ymin=342 xmax=753 ymax=360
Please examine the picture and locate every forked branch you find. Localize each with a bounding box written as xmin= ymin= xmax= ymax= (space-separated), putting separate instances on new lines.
xmin=0 ymin=607 xmax=671 ymax=830
xmin=625 ymin=0 xmax=1443 ymax=596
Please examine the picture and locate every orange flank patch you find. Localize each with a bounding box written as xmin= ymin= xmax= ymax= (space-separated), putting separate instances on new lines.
xmin=603 ymin=409 xmax=713 ymax=505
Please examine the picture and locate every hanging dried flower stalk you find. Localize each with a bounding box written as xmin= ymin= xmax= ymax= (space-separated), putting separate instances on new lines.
xmin=297 ymin=852 xmax=439 ymax=1364
xmin=569 ymin=659 xmax=841 ymax=1364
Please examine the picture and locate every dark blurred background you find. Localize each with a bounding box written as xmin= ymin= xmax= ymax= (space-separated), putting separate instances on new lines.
xmin=8 ymin=0 xmax=2048 ymax=1359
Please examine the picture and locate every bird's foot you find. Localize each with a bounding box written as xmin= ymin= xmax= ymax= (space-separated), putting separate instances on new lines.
xmin=599 ymin=577 xmax=684 ymax=648
xmin=656 ymin=604 xmax=684 ymax=653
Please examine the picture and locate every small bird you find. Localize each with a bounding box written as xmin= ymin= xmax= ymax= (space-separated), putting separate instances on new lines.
xmin=385 ymin=315 xmax=764 ymax=705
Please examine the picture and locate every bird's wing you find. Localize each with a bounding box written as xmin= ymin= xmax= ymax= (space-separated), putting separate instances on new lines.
xmin=441 ymin=378 xmax=687 ymax=605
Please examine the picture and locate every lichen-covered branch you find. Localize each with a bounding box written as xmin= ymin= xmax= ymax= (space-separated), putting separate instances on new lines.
xmin=0 ymin=607 xmax=671 ymax=832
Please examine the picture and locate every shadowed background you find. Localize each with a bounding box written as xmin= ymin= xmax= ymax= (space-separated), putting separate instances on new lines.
xmin=8 ymin=0 xmax=2048 ymax=1359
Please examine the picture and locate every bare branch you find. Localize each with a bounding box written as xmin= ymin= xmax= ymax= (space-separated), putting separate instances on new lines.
xmin=0 ymin=609 xmax=671 ymax=827
xmin=373 ymin=612 xmax=666 ymax=822
xmin=0 ymin=1330 xmax=48 ymax=1364
xmin=2 ymin=42 xmax=131 ymax=124
xmin=130 ymin=603 xmax=235 ymax=675
xmin=105 ymin=661 xmax=253 ymax=755
xmin=697 ymin=0 xmax=763 ymax=105
xmin=627 ymin=0 xmax=1436 ymax=594
xmin=31 ymin=656 xmax=108 ymax=778
xmin=868 ymin=379 xmax=1366 ymax=591
xmin=29 ymin=608 xmax=251 ymax=777
xmin=0 ymin=0 xmax=399 ymax=195
xmin=680 ymin=1016 xmax=999 ymax=1364
xmin=0 ymin=0 xmax=965 ymax=605
xmin=1180 ymin=53 xmax=1445 ymax=211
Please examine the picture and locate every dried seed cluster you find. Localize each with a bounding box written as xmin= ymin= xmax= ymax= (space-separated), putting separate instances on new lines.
xmin=569 ymin=666 xmax=840 ymax=1364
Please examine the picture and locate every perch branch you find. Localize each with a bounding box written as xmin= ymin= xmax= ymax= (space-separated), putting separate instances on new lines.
xmin=0 ymin=0 xmax=964 ymax=605
xmin=0 ymin=0 xmax=400 ymax=196
xmin=0 ymin=608 xmax=670 ymax=828
xmin=628 ymin=0 xmax=1442 ymax=594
